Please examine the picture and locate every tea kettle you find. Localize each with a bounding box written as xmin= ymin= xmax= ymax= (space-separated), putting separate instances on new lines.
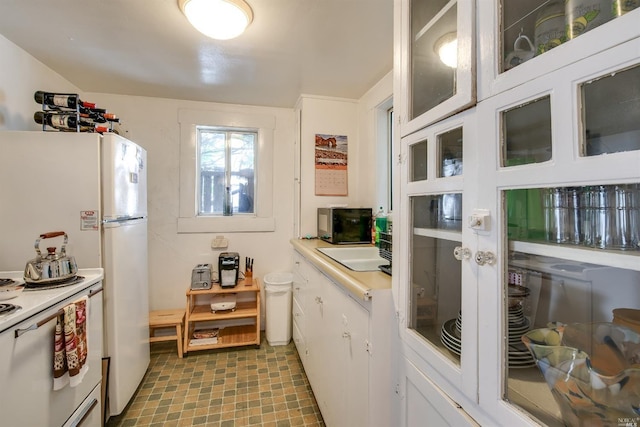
xmin=24 ymin=231 xmax=78 ymax=284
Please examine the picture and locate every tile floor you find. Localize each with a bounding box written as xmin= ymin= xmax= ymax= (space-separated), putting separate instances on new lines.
xmin=106 ymin=339 xmax=325 ymax=427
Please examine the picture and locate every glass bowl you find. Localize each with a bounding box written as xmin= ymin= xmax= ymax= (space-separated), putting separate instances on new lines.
xmin=522 ymin=322 xmax=640 ymax=427
xmin=613 ymin=308 xmax=640 ymax=335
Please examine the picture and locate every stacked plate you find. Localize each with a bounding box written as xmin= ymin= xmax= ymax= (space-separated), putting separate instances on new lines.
xmin=440 ymin=317 xmax=461 ymax=356
xmin=507 ymin=304 xmax=536 ymax=368
xmin=440 ymin=308 xmax=535 ymax=368
xmin=455 ymin=310 xmax=462 ymax=334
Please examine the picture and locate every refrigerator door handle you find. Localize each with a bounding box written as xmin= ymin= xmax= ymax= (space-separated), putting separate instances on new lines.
xmin=102 ymin=216 xmax=146 ymax=224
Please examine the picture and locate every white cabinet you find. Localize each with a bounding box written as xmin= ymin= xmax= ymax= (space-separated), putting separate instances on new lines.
xmin=291 ymin=243 xmax=395 ymax=427
xmin=399 ymin=357 xmax=478 ymax=427
xmin=293 ymin=251 xmax=370 ymax=427
xmin=395 ymin=0 xmax=476 ymax=137
xmin=395 ymin=108 xmax=481 ymax=417
xmin=291 ymin=258 xmax=307 ymax=362
xmin=476 ymin=1 xmax=640 ymax=102
xmin=395 ymin=1 xmax=640 ymax=426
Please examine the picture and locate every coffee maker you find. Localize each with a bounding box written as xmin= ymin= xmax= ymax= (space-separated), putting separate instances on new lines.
xmin=218 ymin=252 xmax=240 ymax=287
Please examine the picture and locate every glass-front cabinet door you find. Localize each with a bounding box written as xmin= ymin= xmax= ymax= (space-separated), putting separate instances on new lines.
xmin=396 ymin=0 xmax=476 ymax=137
xmin=397 ymin=109 xmax=480 ymax=407
xmin=476 ymin=37 xmax=640 ymax=426
xmin=477 ymin=2 xmax=640 ymax=101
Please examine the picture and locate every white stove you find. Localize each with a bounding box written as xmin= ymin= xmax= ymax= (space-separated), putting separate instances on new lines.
xmin=0 ymin=267 xmax=105 ymax=427
xmin=0 ymin=268 xmax=104 ymax=334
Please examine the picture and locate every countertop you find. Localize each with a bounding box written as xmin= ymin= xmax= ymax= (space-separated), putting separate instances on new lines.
xmin=290 ymin=238 xmax=392 ymax=300
xmin=0 ymin=268 xmax=104 ymax=333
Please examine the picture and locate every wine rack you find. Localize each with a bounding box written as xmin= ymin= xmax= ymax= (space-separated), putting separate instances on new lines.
xmin=34 ymin=91 xmax=118 ymax=134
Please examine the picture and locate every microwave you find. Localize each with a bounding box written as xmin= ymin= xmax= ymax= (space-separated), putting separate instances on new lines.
xmin=317 ymin=208 xmax=372 ymax=244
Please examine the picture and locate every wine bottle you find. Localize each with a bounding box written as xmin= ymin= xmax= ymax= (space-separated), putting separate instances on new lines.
xmin=80 ymin=109 xmax=119 ymax=124
xmin=34 ymin=91 xmax=96 ymax=111
xmin=79 ymin=125 xmax=109 ymax=134
xmin=34 ymin=111 xmax=92 ymax=131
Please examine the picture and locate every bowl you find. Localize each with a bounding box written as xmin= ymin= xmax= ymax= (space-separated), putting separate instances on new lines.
xmin=613 ymin=308 xmax=640 ymax=335
xmin=0 ymin=283 xmax=25 ymax=301
xmin=522 ymin=322 xmax=640 ymax=427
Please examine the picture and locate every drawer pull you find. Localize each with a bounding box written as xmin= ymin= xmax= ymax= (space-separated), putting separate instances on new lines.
xmin=71 ymin=397 xmax=98 ymax=427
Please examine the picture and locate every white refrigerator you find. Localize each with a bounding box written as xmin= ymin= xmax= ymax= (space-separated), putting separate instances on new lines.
xmin=0 ymin=131 xmax=150 ymax=417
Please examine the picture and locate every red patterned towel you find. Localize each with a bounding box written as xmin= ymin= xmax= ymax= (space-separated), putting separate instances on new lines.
xmin=53 ymin=296 xmax=89 ymax=390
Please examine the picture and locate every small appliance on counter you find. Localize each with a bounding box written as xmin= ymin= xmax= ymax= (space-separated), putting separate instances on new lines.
xmin=210 ymin=293 xmax=237 ymax=312
xmin=191 ymin=264 xmax=213 ymax=290
xmin=218 ymin=252 xmax=240 ymax=287
xmin=317 ymin=207 xmax=372 ymax=244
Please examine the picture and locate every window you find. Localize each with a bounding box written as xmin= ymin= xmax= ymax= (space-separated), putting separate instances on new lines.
xmin=198 ymin=127 xmax=256 ymax=215
xmin=387 ymin=106 xmax=394 ymax=211
xmin=376 ymin=96 xmax=394 ymax=214
xmin=178 ymin=109 xmax=275 ymax=233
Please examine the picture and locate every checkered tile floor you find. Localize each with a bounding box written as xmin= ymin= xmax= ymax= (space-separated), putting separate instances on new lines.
xmin=106 ymin=339 xmax=324 ymax=427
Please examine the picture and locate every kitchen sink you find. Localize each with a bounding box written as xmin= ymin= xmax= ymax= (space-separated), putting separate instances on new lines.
xmin=316 ymin=246 xmax=389 ymax=272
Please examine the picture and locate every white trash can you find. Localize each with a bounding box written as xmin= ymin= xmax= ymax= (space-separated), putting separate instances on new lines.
xmin=264 ymin=272 xmax=293 ymax=346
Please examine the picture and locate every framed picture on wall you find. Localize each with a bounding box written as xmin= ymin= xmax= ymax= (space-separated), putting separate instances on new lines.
xmin=315 ymin=133 xmax=348 ymax=196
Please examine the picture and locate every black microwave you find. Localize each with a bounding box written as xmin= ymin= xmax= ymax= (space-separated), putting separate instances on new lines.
xmin=317 ymin=208 xmax=372 ymax=244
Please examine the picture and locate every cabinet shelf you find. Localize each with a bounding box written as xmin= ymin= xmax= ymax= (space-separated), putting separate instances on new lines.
xmin=413 ymin=227 xmax=462 ymax=243
xmin=187 ymin=325 xmax=259 ymax=351
xmin=509 ymin=240 xmax=640 ymax=271
xmin=414 ymin=0 xmax=456 ymax=42
xmin=183 ymin=278 xmax=261 ymax=355
xmin=189 ymin=301 xmax=258 ymax=321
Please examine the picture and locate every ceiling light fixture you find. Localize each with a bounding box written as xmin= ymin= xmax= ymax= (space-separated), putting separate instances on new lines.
xmin=434 ymin=32 xmax=457 ymax=68
xmin=179 ymin=0 xmax=253 ymax=40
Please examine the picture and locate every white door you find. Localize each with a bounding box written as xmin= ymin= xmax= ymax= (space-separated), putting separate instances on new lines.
xmin=396 ymin=109 xmax=480 ymax=410
xmin=101 ymin=133 xmax=147 ymax=219
xmin=103 ymin=219 xmax=150 ymax=416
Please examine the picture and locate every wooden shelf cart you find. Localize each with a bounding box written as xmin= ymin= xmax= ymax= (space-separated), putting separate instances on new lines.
xmin=183 ymin=277 xmax=261 ymax=354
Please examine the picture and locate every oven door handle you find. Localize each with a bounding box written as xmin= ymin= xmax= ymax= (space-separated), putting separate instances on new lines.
xmin=14 ymin=287 xmax=103 ymax=338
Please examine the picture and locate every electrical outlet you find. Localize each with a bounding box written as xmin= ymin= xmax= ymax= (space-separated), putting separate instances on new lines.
xmin=211 ymin=235 xmax=229 ymax=249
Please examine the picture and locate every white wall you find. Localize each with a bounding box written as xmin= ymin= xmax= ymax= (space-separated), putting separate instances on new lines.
xmin=0 ymin=35 xmax=80 ymax=130
xmin=296 ymin=95 xmax=359 ymax=237
xmin=295 ymin=74 xmax=394 ymax=238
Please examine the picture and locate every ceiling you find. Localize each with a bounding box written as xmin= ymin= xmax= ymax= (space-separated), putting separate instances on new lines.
xmin=0 ymin=0 xmax=393 ymax=108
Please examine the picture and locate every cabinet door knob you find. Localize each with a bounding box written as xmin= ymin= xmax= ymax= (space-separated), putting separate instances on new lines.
xmin=475 ymin=251 xmax=496 ymax=266
xmin=453 ymin=246 xmax=472 ymax=261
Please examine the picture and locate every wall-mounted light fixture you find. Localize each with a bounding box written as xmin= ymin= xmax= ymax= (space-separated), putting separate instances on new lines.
xmin=434 ymin=32 xmax=457 ymax=68
xmin=179 ymin=0 xmax=253 ymax=40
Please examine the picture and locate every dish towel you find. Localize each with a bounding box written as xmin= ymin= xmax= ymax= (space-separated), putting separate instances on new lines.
xmin=53 ymin=296 xmax=89 ymax=390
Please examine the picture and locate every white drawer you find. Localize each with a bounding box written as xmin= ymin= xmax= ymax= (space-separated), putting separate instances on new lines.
xmin=292 ymin=296 xmax=305 ymax=332
xmin=292 ymin=319 xmax=306 ymax=365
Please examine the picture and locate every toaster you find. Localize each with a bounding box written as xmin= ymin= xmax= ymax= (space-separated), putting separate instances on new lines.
xmin=191 ymin=264 xmax=213 ymax=290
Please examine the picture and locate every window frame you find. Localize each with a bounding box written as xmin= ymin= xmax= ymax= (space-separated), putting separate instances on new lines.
xmin=376 ymin=96 xmax=394 ymax=214
xmin=196 ymin=126 xmax=257 ymax=216
xmin=178 ymin=108 xmax=275 ymax=233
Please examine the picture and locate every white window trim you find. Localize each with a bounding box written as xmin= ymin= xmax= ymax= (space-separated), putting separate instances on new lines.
xmin=178 ymin=108 xmax=275 ymax=233
xmin=376 ymin=96 xmax=393 ymax=213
